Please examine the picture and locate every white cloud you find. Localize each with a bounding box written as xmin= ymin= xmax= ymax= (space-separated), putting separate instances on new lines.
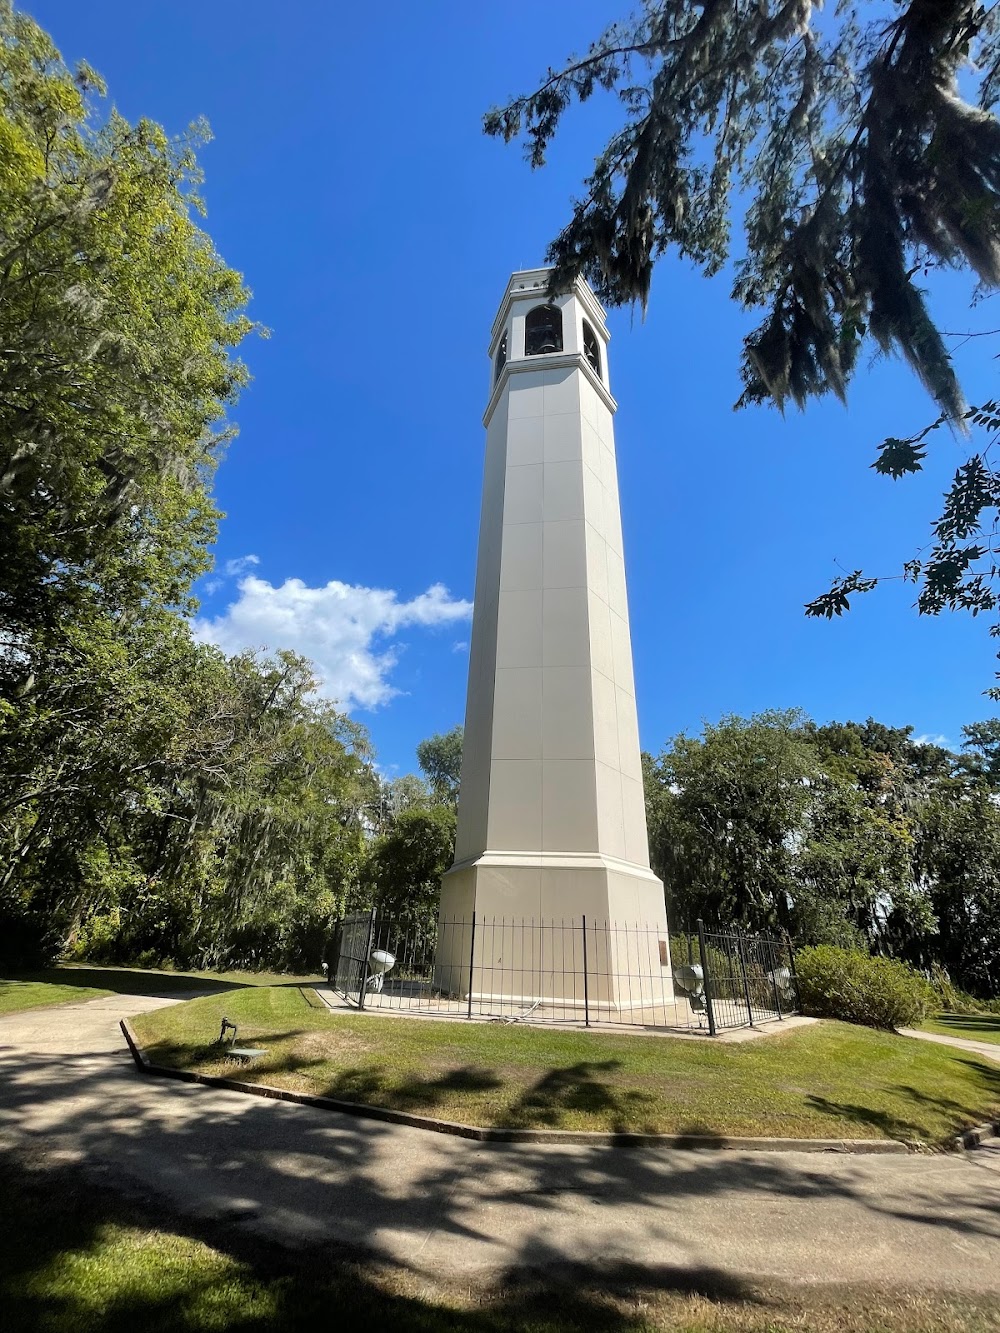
xmin=193 ymin=576 xmax=472 ymax=710
xmin=202 ymin=578 xmax=223 ymax=596
xmin=914 ymin=733 xmax=952 ymax=749
xmin=451 ymin=640 xmax=469 ymax=653
xmin=223 ymin=554 xmax=260 ymax=577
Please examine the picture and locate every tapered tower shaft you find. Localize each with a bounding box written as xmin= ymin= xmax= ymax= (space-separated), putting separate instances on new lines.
xmin=438 ymin=269 xmax=671 ymax=1007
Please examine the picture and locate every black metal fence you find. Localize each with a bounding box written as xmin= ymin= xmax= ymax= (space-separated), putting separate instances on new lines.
xmin=328 ymin=912 xmax=799 ymax=1034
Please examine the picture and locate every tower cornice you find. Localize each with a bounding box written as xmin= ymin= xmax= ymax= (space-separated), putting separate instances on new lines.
xmin=489 ymin=269 xmax=610 ymax=353
xmin=483 ymin=350 xmax=617 ymax=428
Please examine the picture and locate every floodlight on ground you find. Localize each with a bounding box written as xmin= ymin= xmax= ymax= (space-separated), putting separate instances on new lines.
xmin=366 ymin=948 xmax=396 ymax=993
xmin=768 ymin=966 xmax=793 ymax=1000
xmin=672 ymin=962 xmax=707 ymax=1013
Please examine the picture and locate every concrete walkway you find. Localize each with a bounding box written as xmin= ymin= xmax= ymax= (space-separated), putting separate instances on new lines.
xmin=1 ymin=991 xmax=999 ymax=1293
xmin=900 ymin=1025 xmax=1000 ymax=1065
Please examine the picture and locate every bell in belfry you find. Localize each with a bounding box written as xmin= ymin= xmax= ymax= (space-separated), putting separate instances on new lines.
xmin=524 ymin=303 xmax=563 ymax=355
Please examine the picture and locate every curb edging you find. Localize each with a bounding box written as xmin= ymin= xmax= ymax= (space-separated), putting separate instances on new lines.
xmin=120 ymin=1019 xmax=932 ymax=1154
xmin=954 ymin=1119 xmax=1000 ymax=1151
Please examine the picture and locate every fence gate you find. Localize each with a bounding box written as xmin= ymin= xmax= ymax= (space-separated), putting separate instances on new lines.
xmin=332 ymin=910 xmax=374 ymax=1005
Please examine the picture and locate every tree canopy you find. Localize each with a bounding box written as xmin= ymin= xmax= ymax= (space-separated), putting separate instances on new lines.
xmin=487 ymin=1 xmax=1000 ymax=418
xmin=489 ymin=2 xmax=1000 ymax=687
xmin=645 ymin=710 xmax=1000 ymax=998
xmin=416 ymin=726 xmax=464 ymax=807
xmin=0 ymin=2 xmax=253 ymax=638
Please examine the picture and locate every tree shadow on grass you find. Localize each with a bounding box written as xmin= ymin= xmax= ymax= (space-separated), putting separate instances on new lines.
xmin=494 ymin=1060 xmax=658 ymax=1133
xmin=154 ymin=1028 xmax=1000 ymax=1146
xmin=244 ymin=1053 xmax=655 ymax=1133
xmin=6 ymin=967 xmax=326 ymax=1002
xmin=9 ymin=967 xmax=241 ymax=999
xmin=807 ymin=1057 xmax=1000 ymax=1143
xmin=153 ymin=1044 xmax=716 ymax=1143
xmin=319 ymin=1063 xmax=505 ymax=1113
xmin=931 ymin=1014 xmax=1000 ymax=1042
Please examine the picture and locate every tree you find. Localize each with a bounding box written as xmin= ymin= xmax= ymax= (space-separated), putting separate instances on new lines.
xmin=123 ymin=649 xmax=374 ymax=971
xmin=0 ymin=9 xmax=389 ymax=973
xmin=416 ymin=726 xmax=464 ymax=807
xmin=800 ymin=720 xmax=937 ymax=953
xmin=645 ymin=711 xmax=953 ymax=957
xmin=487 ymin=1 xmax=1000 ymax=417
xmin=365 ymin=805 xmax=457 ymax=934
xmin=379 ymin=774 xmax=433 ymax=826
xmin=489 ymin=4 xmax=1000 ymax=684
xmin=0 ymin=4 xmax=253 ymax=639
xmin=0 ymin=4 xmax=254 ymax=963
xmin=958 ymin=717 xmax=1000 ymax=786
xmin=645 ymin=710 xmax=817 ymax=933
xmin=802 ymin=402 xmax=1000 ymax=696
xmin=915 ymin=782 xmax=1000 ymax=998
xmin=0 ymin=633 xmax=376 ymax=971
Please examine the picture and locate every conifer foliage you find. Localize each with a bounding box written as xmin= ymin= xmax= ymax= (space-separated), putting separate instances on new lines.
xmin=486 ymin=1 xmax=1000 ymax=417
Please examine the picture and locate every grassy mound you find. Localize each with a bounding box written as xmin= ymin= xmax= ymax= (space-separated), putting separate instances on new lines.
xmin=131 ymin=987 xmax=1000 ymax=1146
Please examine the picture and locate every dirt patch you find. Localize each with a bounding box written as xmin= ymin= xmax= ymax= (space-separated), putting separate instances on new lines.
xmin=293 ymin=1030 xmax=375 ymax=1060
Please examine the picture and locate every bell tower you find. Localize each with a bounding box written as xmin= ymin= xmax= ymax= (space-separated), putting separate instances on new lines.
xmin=437 ymin=269 xmax=672 ymax=1010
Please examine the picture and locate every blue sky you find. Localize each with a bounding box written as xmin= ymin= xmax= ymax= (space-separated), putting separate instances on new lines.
xmin=32 ymin=1 xmax=1000 ymax=771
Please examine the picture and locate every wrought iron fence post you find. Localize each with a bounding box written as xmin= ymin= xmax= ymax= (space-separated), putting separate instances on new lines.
xmin=696 ymin=918 xmax=717 ymax=1037
xmin=357 ymin=908 xmax=375 ymax=1011
xmin=735 ymin=926 xmax=755 ymax=1027
xmin=785 ymin=932 xmax=801 ymax=1013
xmin=328 ymin=918 xmax=341 ymax=991
xmin=582 ymin=915 xmax=590 ymax=1028
xmin=467 ymin=912 xmax=476 ymax=1020
xmin=767 ymin=939 xmax=784 ymax=1019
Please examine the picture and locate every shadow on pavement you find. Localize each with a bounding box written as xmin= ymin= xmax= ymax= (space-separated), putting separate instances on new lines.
xmin=0 ymin=1149 xmax=766 ymax=1333
xmin=1 ymin=1046 xmax=999 ymax=1274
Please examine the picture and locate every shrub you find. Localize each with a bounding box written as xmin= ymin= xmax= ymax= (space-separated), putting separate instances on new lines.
xmin=927 ymin=966 xmax=985 ymax=1016
xmin=795 ymin=945 xmax=934 ymax=1031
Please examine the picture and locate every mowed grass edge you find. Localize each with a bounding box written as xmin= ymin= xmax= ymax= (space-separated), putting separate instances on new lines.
xmin=922 ymin=1012 xmax=1000 ymax=1047
xmin=132 ymin=986 xmax=1000 ymax=1145
xmin=0 ymin=964 xmax=325 ymax=1017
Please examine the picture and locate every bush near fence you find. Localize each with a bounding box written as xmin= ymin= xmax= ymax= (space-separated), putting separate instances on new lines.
xmin=795 ymin=945 xmax=934 ymax=1031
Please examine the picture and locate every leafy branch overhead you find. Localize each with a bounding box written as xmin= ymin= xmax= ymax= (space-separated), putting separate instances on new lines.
xmin=486 ymin=1 xmax=1000 ymax=417
xmin=806 ymin=401 xmax=1000 ymax=695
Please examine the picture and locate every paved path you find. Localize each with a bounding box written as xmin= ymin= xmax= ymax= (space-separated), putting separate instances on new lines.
xmin=1 ymin=992 xmax=999 ymax=1293
xmin=900 ymin=1025 xmax=1000 ymax=1065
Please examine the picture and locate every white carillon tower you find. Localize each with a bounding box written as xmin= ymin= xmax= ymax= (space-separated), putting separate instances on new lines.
xmin=437 ymin=269 xmax=672 ymax=1012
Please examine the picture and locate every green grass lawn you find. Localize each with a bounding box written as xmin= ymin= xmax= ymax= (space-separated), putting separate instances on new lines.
xmin=131 ymin=987 xmax=1000 ymax=1146
xmin=922 ymin=1011 xmax=1000 ymax=1047
xmin=0 ymin=964 xmax=324 ymax=1018
xmin=4 ymin=1151 xmax=999 ymax=1333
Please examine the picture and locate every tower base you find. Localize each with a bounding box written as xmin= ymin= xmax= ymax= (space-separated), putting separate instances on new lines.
xmin=435 ymin=852 xmax=673 ymax=1011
